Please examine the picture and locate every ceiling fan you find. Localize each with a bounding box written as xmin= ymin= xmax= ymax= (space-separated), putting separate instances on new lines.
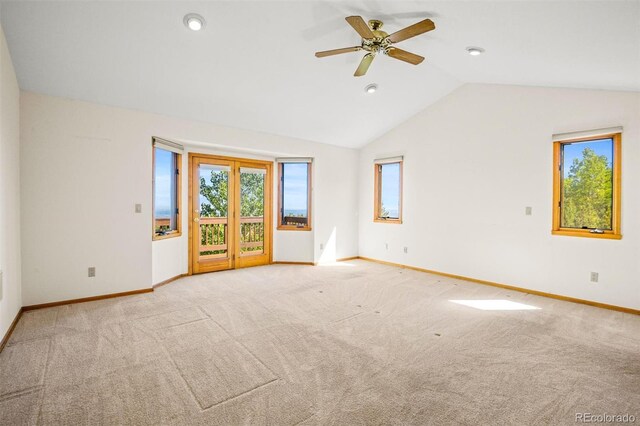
xmin=315 ymin=16 xmax=435 ymax=77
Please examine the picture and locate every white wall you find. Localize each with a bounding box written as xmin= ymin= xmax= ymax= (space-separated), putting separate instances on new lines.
xmin=359 ymin=84 xmax=640 ymax=310
xmin=20 ymin=92 xmax=359 ymax=302
xmin=0 ymin=21 xmax=21 ymax=336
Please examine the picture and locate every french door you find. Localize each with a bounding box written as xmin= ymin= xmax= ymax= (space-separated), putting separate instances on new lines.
xmin=189 ymin=154 xmax=272 ymax=274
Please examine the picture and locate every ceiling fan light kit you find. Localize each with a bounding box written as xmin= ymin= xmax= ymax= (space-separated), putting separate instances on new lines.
xmin=315 ymin=16 xmax=435 ymax=77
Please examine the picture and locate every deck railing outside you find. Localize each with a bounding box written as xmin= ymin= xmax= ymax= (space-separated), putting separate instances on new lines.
xmin=282 ymin=216 xmax=308 ymax=227
xmin=199 ymin=216 xmax=264 ymax=257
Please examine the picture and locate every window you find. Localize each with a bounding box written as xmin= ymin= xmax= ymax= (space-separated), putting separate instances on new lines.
xmin=153 ymin=140 xmax=182 ymax=240
xmin=552 ymin=132 xmax=621 ymax=239
xmin=278 ymin=161 xmax=311 ymax=230
xmin=374 ymin=158 xmax=403 ymax=223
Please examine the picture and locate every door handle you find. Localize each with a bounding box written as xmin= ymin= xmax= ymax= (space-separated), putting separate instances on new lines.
xmin=194 ymin=218 xmax=199 ymax=222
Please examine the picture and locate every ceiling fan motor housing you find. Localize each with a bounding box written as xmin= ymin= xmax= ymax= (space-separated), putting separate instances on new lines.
xmin=362 ymin=20 xmax=391 ymax=55
xmin=368 ymin=19 xmax=384 ymax=31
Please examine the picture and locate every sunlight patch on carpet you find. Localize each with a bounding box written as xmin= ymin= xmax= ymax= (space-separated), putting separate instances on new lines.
xmin=450 ymin=299 xmax=541 ymax=311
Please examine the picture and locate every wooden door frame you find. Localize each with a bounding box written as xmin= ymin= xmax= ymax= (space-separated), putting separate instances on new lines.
xmin=234 ymin=159 xmax=273 ymax=269
xmin=188 ymin=153 xmax=273 ymax=275
xmin=189 ymin=155 xmax=236 ymax=274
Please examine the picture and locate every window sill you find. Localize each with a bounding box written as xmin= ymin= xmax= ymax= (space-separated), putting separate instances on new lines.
xmin=277 ymin=225 xmax=312 ymax=231
xmin=374 ymin=218 xmax=402 ymax=224
xmin=551 ymin=230 xmax=621 ymax=240
xmin=153 ymin=232 xmax=182 ymax=241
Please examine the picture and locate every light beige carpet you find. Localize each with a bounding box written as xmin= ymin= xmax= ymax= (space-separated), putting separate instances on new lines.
xmin=1 ymin=260 xmax=638 ymax=425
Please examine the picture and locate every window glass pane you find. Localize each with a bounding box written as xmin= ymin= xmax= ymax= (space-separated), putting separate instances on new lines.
xmin=154 ymin=148 xmax=177 ymax=234
xmin=380 ymin=163 xmax=400 ymax=219
xmin=561 ymin=138 xmax=613 ymax=230
xmin=282 ymin=163 xmax=308 ymax=227
xmin=240 ymin=169 xmax=265 ymax=254
xmin=198 ymin=164 xmax=229 ymax=257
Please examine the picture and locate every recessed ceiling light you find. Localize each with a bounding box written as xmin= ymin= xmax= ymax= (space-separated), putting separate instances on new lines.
xmin=466 ymin=46 xmax=485 ymax=56
xmin=184 ymin=13 xmax=205 ymax=31
xmin=365 ymin=84 xmax=378 ymax=94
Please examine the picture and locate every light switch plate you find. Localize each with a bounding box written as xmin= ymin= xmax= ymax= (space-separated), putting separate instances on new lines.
xmin=135 ymin=204 xmax=142 ymax=213
xmin=525 ymin=207 xmax=532 ymax=216
xmin=88 ymin=267 xmax=96 ymax=278
xmin=590 ymin=272 xmax=599 ymax=283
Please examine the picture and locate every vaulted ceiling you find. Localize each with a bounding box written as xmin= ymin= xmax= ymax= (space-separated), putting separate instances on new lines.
xmin=1 ymin=1 xmax=638 ymax=148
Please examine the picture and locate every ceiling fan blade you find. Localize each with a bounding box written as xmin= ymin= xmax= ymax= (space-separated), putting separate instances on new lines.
xmin=345 ymin=16 xmax=375 ymax=39
xmin=354 ymin=53 xmax=375 ymax=77
xmin=387 ymin=47 xmax=425 ymax=65
xmin=315 ymin=46 xmax=361 ymax=58
xmin=387 ymin=18 xmax=435 ymax=44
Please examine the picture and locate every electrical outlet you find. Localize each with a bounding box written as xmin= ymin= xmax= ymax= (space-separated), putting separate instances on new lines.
xmin=525 ymin=206 xmax=532 ymax=216
xmin=590 ymin=272 xmax=599 ymax=283
xmin=403 ymin=247 xmax=408 ymax=254
xmin=135 ymin=204 xmax=142 ymax=213
xmin=88 ymin=267 xmax=96 ymax=278
xmin=385 ymin=243 xmax=388 ymax=250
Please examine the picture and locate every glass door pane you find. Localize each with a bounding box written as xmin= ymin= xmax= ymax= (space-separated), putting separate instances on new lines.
xmin=239 ymin=167 xmax=265 ymax=256
xmin=198 ymin=164 xmax=231 ymax=260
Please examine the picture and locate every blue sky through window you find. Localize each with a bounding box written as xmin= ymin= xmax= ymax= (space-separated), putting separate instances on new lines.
xmin=563 ymin=138 xmax=612 ymax=177
xmin=282 ymin=163 xmax=308 ymax=216
xmin=381 ymin=163 xmax=400 ymax=218
xmin=154 ymin=148 xmax=173 ymax=218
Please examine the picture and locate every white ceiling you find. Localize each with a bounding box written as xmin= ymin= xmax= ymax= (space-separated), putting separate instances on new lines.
xmin=1 ymin=1 xmax=639 ymax=148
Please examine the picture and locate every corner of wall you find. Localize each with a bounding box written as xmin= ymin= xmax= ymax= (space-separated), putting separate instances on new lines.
xmin=0 ymin=20 xmax=23 ymax=340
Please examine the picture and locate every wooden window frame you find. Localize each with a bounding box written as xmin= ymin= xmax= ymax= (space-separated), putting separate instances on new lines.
xmin=152 ymin=147 xmax=182 ymax=241
xmin=552 ymin=132 xmax=621 ymax=240
xmin=374 ymin=161 xmax=403 ymax=224
xmin=277 ymin=162 xmax=312 ymax=231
